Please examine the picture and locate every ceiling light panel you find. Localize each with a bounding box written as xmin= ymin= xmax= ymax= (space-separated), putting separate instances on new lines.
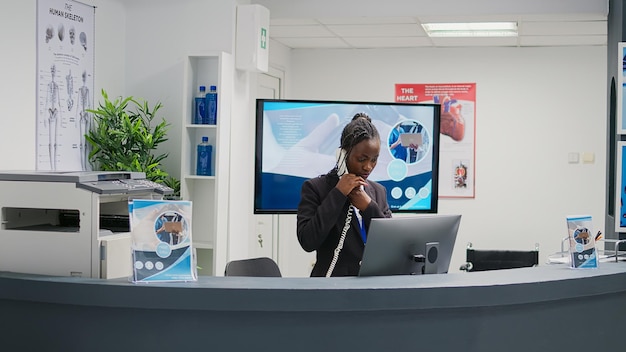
xmin=430 ymin=36 xmax=518 ymax=47
xmin=422 ymin=22 xmax=518 ymax=37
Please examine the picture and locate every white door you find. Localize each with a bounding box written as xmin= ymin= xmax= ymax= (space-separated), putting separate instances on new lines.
xmin=257 ymin=71 xmax=280 ymax=100
xmin=253 ymin=69 xmax=316 ymax=277
xmin=251 ymin=71 xmax=280 ymax=260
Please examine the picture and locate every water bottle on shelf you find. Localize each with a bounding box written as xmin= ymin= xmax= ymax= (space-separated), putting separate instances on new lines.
xmin=205 ymin=85 xmax=218 ymax=125
xmin=194 ymin=85 xmax=206 ymax=124
xmin=196 ymin=136 xmax=212 ymax=176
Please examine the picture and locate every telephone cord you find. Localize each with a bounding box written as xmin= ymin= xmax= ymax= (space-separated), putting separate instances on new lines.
xmin=326 ymin=205 xmax=353 ymax=277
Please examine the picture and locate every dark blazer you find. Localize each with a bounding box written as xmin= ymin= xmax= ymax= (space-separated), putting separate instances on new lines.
xmin=297 ymin=173 xmax=392 ymax=277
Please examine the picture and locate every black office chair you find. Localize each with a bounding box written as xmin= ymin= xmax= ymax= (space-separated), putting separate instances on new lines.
xmin=459 ymin=242 xmax=539 ymax=272
xmin=224 ymin=257 xmax=282 ymax=277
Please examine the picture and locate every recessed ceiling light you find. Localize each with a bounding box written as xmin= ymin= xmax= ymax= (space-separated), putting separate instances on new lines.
xmin=422 ymin=22 xmax=518 ymax=38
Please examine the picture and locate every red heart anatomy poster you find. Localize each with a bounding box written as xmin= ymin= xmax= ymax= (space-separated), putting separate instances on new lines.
xmin=395 ymin=83 xmax=475 ymax=198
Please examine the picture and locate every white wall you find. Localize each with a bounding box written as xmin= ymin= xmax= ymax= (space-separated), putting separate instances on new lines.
xmin=123 ymin=0 xmax=237 ymax=180
xmin=282 ymin=46 xmax=607 ymax=272
xmin=0 ymin=0 xmax=126 ymax=170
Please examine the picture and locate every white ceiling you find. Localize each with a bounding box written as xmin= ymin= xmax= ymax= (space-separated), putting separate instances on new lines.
xmin=251 ymin=0 xmax=609 ymax=49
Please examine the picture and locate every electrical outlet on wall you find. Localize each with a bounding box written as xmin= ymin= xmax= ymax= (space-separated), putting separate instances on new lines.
xmin=581 ymin=152 xmax=595 ymax=163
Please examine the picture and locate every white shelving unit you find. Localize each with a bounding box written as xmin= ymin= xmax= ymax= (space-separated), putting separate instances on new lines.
xmin=180 ymin=52 xmax=232 ymax=276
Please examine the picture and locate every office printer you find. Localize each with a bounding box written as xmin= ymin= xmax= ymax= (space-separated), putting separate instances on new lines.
xmin=0 ymin=171 xmax=173 ymax=279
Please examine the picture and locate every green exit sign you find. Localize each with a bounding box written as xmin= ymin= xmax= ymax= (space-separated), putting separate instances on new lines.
xmin=260 ymin=28 xmax=267 ymax=49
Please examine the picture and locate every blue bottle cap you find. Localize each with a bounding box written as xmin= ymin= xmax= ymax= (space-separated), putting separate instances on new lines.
xmin=210 ymin=85 xmax=217 ymax=91
xmin=199 ymin=86 xmax=206 ymax=91
xmin=202 ymin=136 xmax=208 ymax=142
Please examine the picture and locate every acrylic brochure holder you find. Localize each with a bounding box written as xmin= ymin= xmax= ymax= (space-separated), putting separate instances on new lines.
xmin=129 ymin=199 xmax=197 ymax=282
xmin=566 ymin=215 xmax=598 ymax=269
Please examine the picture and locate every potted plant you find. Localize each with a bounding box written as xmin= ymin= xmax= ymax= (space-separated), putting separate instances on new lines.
xmin=86 ymin=89 xmax=180 ymax=198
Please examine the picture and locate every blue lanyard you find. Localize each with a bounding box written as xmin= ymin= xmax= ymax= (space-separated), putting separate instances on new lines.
xmin=354 ymin=208 xmax=367 ymax=243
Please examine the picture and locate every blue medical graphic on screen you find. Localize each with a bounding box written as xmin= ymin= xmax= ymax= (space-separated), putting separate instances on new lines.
xmin=254 ymin=99 xmax=441 ymax=214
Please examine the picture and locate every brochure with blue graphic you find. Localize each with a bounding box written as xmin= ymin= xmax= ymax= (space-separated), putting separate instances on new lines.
xmin=129 ymin=199 xmax=196 ymax=282
xmin=566 ymin=215 xmax=598 ymax=269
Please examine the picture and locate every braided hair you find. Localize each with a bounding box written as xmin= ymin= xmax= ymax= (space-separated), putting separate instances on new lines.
xmin=340 ymin=112 xmax=380 ymax=151
xmin=330 ymin=112 xmax=380 ymax=176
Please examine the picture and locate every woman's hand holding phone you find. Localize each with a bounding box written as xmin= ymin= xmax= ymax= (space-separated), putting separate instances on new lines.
xmin=348 ymin=183 xmax=371 ymax=211
xmin=337 ymin=173 xmax=361 ymax=195
xmin=336 ymin=173 xmax=366 ymax=196
xmin=337 ymin=174 xmax=370 ymax=210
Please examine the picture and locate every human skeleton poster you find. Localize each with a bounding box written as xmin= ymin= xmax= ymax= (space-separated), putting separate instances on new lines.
xmin=36 ymin=0 xmax=95 ymax=171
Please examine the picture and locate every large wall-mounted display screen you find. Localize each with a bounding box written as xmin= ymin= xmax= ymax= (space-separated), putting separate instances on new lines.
xmin=254 ymin=99 xmax=441 ymax=214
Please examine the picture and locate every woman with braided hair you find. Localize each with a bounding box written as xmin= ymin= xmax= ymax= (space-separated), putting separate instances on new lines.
xmin=297 ymin=112 xmax=392 ymax=277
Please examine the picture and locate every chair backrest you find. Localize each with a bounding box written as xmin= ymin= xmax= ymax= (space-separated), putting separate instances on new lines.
xmin=224 ymin=257 xmax=282 ymax=277
xmin=460 ymin=243 xmax=539 ymax=272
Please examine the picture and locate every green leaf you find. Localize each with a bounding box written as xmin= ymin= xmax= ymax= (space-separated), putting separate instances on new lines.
xmin=85 ymin=89 xmax=176 ymax=190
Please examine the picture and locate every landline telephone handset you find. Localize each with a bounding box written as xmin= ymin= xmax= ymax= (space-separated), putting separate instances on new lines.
xmin=336 ymin=147 xmax=365 ymax=191
xmin=336 ymin=148 xmax=348 ymax=176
